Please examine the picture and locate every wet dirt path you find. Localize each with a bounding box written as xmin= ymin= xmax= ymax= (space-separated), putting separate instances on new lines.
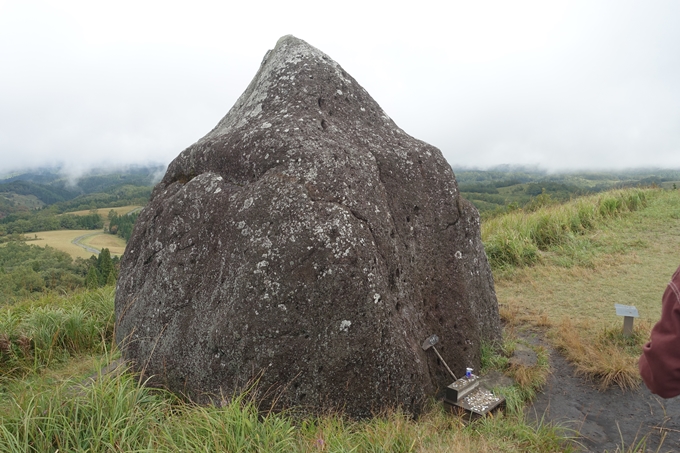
xmin=526 ymin=349 xmax=680 ymax=452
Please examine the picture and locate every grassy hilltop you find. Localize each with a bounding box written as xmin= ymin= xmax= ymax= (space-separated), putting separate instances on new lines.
xmin=456 ymin=167 xmax=680 ymax=216
xmin=1 ymin=184 xmax=678 ymax=451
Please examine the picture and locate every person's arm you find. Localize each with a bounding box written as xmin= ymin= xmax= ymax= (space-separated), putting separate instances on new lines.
xmin=639 ymin=267 xmax=680 ymax=398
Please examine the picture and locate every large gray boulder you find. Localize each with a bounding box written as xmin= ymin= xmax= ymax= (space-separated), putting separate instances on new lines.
xmin=115 ymin=35 xmax=500 ymax=417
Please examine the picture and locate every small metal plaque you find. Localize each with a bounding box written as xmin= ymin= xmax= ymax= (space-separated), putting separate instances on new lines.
xmin=421 ymin=334 xmax=439 ymax=350
xmin=615 ymin=304 xmax=639 ymax=318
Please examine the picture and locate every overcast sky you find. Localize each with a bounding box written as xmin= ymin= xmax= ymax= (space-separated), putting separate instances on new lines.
xmin=1 ymin=0 xmax=679 ymax=176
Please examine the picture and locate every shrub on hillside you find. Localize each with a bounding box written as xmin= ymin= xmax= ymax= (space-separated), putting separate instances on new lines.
xmin=0 ymin=242 xmax=89 ymax=299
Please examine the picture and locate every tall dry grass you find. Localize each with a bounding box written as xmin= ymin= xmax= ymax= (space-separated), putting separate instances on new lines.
xmin=551 ymin=318 xmax=648 ymax=391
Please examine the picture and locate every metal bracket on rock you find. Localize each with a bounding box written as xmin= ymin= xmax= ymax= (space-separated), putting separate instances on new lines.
xmin=421 ymin=334 xmax=457 ymax=381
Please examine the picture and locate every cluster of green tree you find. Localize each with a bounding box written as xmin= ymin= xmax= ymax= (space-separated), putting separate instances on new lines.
xmin=457 ymin=183 xmax=501 ymax=194
xmin=0 ymin=196 xmax=14 ymax=217
xmin=0 ymin=242 xmax=91 ymax=299
xmin=0 ymin=168 xmax=61 ymax=184
xmin=85 ymin=248 xmax=119 ymax=289
xmin=455 ymin=166 xmax=545 ymax=184
xmin=108 ymin=210 xmax=140 ymax=241
xmin=523 ymin=182 xmax=583 ymax=199
xmin=0 ymin=241 xmax=120 ymax=301
xmin=460 ymin=184 xmax=585 ymax=216
xmin=460 ymin=192 xmax=508 ymax=206
xmin=0 ymin=211 xmax=103 ymax=236
xmin=63 ymin=168 xmax=161 ymax=194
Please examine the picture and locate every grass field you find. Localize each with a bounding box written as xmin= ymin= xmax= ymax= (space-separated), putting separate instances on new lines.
xmin=2 ymin=188 xmax=679 ymax=452
xmin=28 ymin=204 xmax=139 ymax=258
xmin=31 ymin=230 xmax=126 ymax=259
xmin=491 ymin=188 xmax=680 ymax=389
xmin=0 ymin=289 xmax=566 ymax=453
xmin=31 ymin=230 xmax=99 ymax=259
xmin=80 ymin=232 xmax=126 ymax=255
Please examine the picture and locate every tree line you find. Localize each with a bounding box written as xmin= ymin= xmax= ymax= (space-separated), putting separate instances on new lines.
xmin=0 ymin=211 xmax=103 ymax=237
xmin=108 ymin=210 xmax=139 ymax=241
xmin=85 ymin=248 xmax=118 ymax=289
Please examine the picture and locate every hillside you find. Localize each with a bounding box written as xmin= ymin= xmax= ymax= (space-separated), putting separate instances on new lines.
xmin=0 ymin=165 xmax=163 ymax=218
xmin=1 ymin=185 xmax=678 ymax=451
xmin=455 ymin=166 xmax=680 ymax=215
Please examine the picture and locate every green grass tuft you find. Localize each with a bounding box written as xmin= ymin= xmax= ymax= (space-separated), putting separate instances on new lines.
xmin=482 ymin=188 xmax=652 ymax=270
xmin=0 ymin=287 xmax=114 ymax=380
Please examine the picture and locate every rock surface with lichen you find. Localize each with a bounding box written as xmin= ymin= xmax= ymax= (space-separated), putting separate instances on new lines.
xmin=115 ymin=35 xmax=501 ymax=417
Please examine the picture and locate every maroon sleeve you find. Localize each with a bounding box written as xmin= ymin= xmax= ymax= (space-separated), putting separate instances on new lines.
xmin=639 ymin=266 xmax=680 ymax=398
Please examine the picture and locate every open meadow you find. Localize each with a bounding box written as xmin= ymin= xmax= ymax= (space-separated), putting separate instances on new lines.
xmin=31 ymin=230 xmax=126 ymax=259
xmin=80 ymin=232 xmax=126 ymax=256
xmin=1 ymin=187 xmax=679 ymax=452
xmin=484 ymin=188 xmax=680 ymax=391
xmin=31 ymin=229 xmax=100 ymax=260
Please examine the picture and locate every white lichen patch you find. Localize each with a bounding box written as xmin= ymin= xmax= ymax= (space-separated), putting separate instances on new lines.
xmin=318 ymin=268 xmax=333 ymax=279
xmin=304 ymin=165 xmax=318 ymax=182
xmin=253 ymin=260 xmax=269 ymax=274
xmin=249 ymin=104 xmax=263 ymax=117
xmin=455 ymin=251 xmax=463 ymax=259
xmin=339 ymin=320 xmax=352 ymax=332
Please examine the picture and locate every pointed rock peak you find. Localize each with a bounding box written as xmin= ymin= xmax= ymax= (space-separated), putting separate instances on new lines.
xmin=117 ymin=36 xmax=501 ymax=418
xmin=196 ymin=35 xmax=385 ymax=142
xmin=271 ymin=34 xmax=324 ymax=58
xmin=262 ymin=34 xmax=349 ymax=82
xmin=164 ymin=35 xmax=397 ymax=189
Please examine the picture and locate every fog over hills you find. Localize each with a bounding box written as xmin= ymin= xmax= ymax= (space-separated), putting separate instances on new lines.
xmin=1 ymin=2 xmax=679 ymax=174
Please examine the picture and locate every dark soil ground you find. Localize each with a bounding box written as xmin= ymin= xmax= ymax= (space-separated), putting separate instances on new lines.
xmin=526 ymin=347 xmax=680 ymax=452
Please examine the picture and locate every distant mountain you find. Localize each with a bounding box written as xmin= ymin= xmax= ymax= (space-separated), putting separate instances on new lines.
xmin=0 ymin=170 xmax=63 ymax=185
xmin=0 ymin=164 xmax=165 ymax=216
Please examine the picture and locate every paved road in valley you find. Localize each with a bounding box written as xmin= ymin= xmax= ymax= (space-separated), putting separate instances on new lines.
xmin=71 ymin=232 xmax=101 ymax=255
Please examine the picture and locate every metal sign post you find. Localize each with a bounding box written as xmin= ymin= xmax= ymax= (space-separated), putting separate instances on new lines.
xmin=615 ymin=304 xmax=639 ymax=337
